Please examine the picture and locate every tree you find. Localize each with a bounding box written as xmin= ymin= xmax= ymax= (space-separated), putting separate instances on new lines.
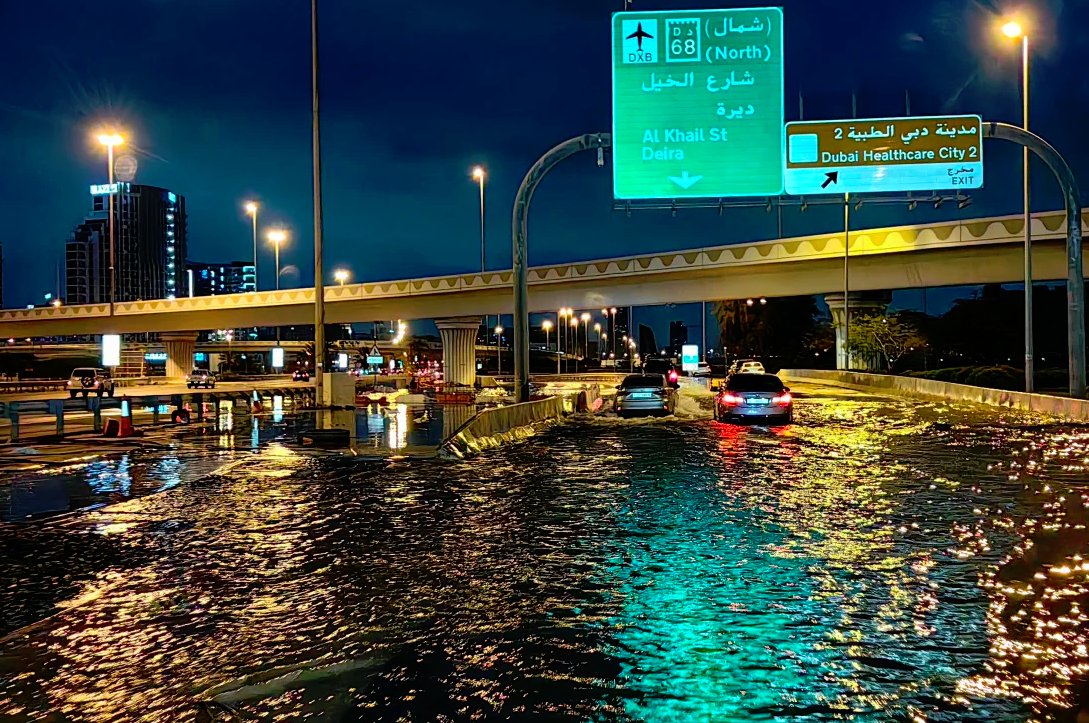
xmin=847 ymin=313 xmax=926 ymax=371
xmin=712 ymin=296 xmax=821 ymax=367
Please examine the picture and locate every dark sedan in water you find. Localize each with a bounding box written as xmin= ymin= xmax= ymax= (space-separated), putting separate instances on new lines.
xmin=715 ymin=373 xmax=793 ymax=425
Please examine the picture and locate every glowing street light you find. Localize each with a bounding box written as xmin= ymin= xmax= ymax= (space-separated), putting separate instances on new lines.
xmin=580 ymin=312 xmax=591 ymax=359
xmin=96 ymin=131 xmax=124 ymax=308
xmin=244 ymin=201 xmax=259 ymax=291
xmin=494 ymin=324 xmax=504 ymax=376
xmin=267 ymin=228 xmax=287 ymax=291
xmin=472 ymin=165 xmax=487 ymax=275
xmin=997 ymin=15 xmax=1033 ymax=391
xmin=333 ymin=268 xmax=350 ymax=286
xmin=542 ymin=318 xmax=554 ymax=362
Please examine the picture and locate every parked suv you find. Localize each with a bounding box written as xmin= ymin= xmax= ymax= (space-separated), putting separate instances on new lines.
xmin=67 ymin=367 xmax=115 ymax=398
xmin=186 ymin=368 xmax=216 ymax=389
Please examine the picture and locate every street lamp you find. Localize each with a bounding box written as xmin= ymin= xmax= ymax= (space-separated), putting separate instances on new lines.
xmin=495 ymin=324 xmax=504 ymax=376
xmin=472 ymin=166 xmax=486 ymax=273
xmin=542 ymin=319 xmax=554 ymax=373
xmin=267 ymin=229 xmax=287 ymax=291
xmin=244 ymin=201 xmax=258 ymax=291
xmin=334 ymin=268 xmax=350 ymax=286
xmin=570 ymin=316 xmax=580 ymax=371
xmin=580 ymin=312 xmax=591 ymax=359
xmin=96 ymin=131 xmax=124 ymax=308
xmin=629 ymin=339 xmax=637 ymax=372
xmin=999 ymin=17 xmax=1034 ymax=392
xmin=608 ymin=307 xmax=618 ymax=359
xmin=593 ymin=322 xmax=602 ymax=359
xmin=558 ymin=307 xmax=571 ymax=373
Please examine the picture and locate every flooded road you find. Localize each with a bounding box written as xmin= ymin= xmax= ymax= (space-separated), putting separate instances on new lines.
xmin=2 ymin=383 xmax=1088 ymax=721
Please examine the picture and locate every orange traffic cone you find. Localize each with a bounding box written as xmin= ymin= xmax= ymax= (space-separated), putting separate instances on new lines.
xmin=118 ymin=396 xmax=136 ymax=437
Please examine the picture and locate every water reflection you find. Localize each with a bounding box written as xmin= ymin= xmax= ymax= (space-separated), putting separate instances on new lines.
xmin=0 ymin=387 xmax=1082 ymax=720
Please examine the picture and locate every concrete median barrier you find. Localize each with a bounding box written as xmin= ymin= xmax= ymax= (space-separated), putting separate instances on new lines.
xmin=779 ymin=369 xmax=1089 ymax=421
xmin=442 ymin=396 xmax=566 ymax=458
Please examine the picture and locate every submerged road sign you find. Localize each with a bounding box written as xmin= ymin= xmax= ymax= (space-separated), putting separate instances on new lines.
xmin=612 ymin=8 xmax=785 ymax=200
xmin=784 ymin=115 xmax=983 ymax=195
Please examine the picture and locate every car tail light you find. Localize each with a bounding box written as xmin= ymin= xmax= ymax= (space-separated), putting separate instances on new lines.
xmin=668 ymin=371 xmax=679 ymax=382
xmin=773 ymin=393 xmax=792 ymax=405
xmin=721 ymin=393 xmax=742 ymax=405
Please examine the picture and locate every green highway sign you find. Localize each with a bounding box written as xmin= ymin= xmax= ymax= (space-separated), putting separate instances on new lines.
xmin=611 ymin=8 xmax=784 ymax=200
xmin=784 ymin=115 xmax=983 ymax=195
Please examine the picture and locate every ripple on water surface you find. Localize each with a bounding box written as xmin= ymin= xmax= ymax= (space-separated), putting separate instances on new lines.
xmin=1 ymin=386 xmax=1087 ymax=721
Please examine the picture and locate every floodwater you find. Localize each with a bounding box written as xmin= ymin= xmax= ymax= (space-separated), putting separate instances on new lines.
xmin=2 ymin=383 xmax=1088 ymax=721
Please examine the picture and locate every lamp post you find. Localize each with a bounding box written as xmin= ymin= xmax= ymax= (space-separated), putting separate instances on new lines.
xmin=570 ymin=316 xmax=579 ymax=372
xmin=267 ymin=229 xmax=287 ymax=291
xmin=495 ymin=324 xmax=504 ymax=376
xmin=472 ymin=166 xmax=486 ymax=273
xmin=542 ymin=318 xmax=553 ymax=373
xmin=609 ymin=307 xmax=618 ymax=359
xmin=334 ymin=268 xmax=350 ymax=286
xmin=629 ymin=340 xmax=637 ymax=372
xmin=96 ymin=132 xmax=124 ymax=309
xmin=1001 ymin=18 xmax=1034 ymax=392
xmin=594 ymin=323 xmax=602 ymax=360
xmin=244 ymin=201 xmax=258 ymax=291
xmin=580 ymin=312 xmax=591 ymax=359
xmin=558 ymin=307 xmax=569 ymax=373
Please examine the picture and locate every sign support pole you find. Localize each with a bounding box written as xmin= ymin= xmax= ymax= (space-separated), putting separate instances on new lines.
xmin=983 ymin=121 xmax=1084 ymax=398
xmin=843 ymin=192 xmax=850 ymax=370
xmin=512 ymin=133 xmax=611 ymax=403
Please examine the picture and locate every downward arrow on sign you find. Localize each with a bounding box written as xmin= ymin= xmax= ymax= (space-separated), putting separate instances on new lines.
xmin=668 ymin=171 xmax=703 ymax=190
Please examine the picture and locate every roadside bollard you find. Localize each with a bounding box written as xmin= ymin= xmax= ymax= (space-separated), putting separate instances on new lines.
xmin=6 ymin=402 xmax=19 ymax=443
xmin=87 ymin=396 xmax=102 ymax=433
xmin=47 ymin=399 xmax=65 ymax=438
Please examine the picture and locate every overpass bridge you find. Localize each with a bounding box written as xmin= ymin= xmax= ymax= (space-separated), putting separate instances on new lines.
xmin=2 ymin=210 xmax=1083 ymax=384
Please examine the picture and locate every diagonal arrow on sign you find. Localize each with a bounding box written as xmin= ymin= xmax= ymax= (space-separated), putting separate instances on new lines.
xmin=668 ymin=171 xmax=703 ymax=190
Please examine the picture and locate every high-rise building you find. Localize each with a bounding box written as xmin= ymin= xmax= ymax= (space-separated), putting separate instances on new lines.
xmin=187 ymin=261 xmax=256 ymax=296
xmin=65 ymin=183 xmax=188 ymax=304
xmin=669 ymin=320 xmax=688 ymax=354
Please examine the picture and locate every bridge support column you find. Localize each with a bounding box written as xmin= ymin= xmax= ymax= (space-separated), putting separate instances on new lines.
xmin=162 ymin=332 xmax=198 ymax=381
xmin=436 ymin=317 xmax=481 ymax=387
xmin=824 ymin=292 xmax=892 ymax=371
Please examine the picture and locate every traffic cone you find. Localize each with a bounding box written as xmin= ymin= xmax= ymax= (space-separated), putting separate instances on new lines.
xmin=118 ymin=396 xmax=136 ymax=437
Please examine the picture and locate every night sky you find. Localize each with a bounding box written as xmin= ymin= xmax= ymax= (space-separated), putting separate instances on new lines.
xmin=2 ymin=0 xmax=1087 ymax=342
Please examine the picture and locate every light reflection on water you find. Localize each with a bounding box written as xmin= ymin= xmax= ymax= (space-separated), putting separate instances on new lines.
xmin=0 ymin=386 xmax=1087 ymax=720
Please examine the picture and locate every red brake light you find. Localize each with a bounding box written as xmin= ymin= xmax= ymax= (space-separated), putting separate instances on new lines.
xmin=668 ymin=371 xmax=679 ymax=382
xmin=773 ymin=393 xmax=792 ymax=404
xmin=721 ymin=393 xmax=742 ymax=405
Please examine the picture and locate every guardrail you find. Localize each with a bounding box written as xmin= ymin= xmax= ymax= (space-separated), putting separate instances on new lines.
xmin=0 ymin=379 xmax=68 ymax=393
xmin=0 ymin=385 xmax=317 ymax=442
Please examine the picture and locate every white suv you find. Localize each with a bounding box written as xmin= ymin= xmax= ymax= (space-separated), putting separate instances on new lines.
xmin=67 ymin=367 xmax=115 ymax=398
xmin=737 ymin=360 xmax=766 ymax=374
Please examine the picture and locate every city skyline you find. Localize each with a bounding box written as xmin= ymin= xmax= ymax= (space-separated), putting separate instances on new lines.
xmin=2 ymin=1 xmax=1086 ymax=322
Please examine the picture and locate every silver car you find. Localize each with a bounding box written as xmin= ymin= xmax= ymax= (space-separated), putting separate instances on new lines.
xmin=614 ymin=374 xmax=677 ymax=418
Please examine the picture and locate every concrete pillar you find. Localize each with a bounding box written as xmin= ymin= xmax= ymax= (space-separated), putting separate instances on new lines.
xmin=161 ymin=332 xmax=198 ymax=381
xmin=436 ymin=317 xmax=481 ymax=387
xmin=824 ymin=292 xmax=892 ymax=371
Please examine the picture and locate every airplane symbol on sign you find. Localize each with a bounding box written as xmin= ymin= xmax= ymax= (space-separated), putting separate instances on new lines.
xmin=626 ymin=22 xmax=653 ymax=50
